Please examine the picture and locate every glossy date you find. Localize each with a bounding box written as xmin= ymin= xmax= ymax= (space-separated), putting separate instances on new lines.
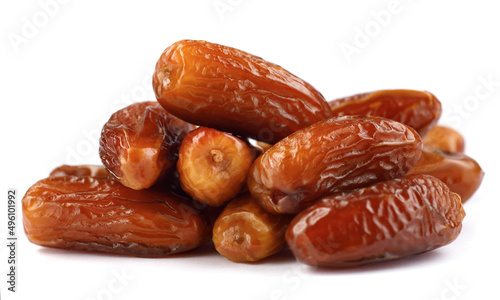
xmin=22 ymin=176 xmax=209 ymax=257
xmin=286 ymin=174 xmax=465 ymax=267
xmin=248 ymin=115 xmax=423 ymax=214
xmin=153 ymin=40 xmax=332 ymax=143
xmin=212 ymin=194 xmax=291 ymax=262
xmin=99 ymin=101 xmax=194 ymax=190
xmin=329 ymin=89 xmax=442 ymax=136
xmin=408 ymin=149 xmax=484 ymax=202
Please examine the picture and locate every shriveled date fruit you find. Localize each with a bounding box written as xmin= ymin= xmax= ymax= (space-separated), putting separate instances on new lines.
xmin=153 ymin=40 xmax=332 ymax=143
xmin=248 ymin=116 xmax=423 ymax=214
xmin=408 ymin=149 xmax=484 ymax=202
xmin=177 ymin=127 xmax=256 ymax=207
xmin=286 ymin=174 xmax=465 ymax=267
xmin=99 ymin=101 xmax=194 ymax=190
xmin=49 ymin=164 xmax=112 ymax=178
xmin=213 ymin=194 xmax=291 ymax=262
xmin=423 ymin=125 xmax=465 ymax=153
xmin=329 ymin=89 xmax=442 ymax=136
xmin=22 ymin=176 xmax=209 ymax=257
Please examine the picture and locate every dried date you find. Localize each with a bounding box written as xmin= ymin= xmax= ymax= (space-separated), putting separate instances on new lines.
xmin=177 ymin=127 xmax=256 ymax=207
xmin=423 ymin=125 xmax=465 ymax=152
xmin=286 ymin=174 xmax=465 ymax=267
xmin=49 ymin=164 xmax=112 ymax=178
xmin=22 ymin=176 xmax=209 ymax=257
xmin=212 ymin=194 xmax=291 ymax=262
xmin=153 ymin=40 xmax=333 ymax=144
xmin=99 ymin=101 xmax=194 ymax=190
xmin=329 ymin=89 xmax=442 ymax=136
xmin=408 ymin=149 xmax=484 ymax=202
xmin=248 ymin=116 xmax=423 ymax=214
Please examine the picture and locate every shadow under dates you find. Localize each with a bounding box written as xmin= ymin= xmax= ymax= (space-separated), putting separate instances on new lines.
xmin=305 ymin=249 xmax=448 ymax=275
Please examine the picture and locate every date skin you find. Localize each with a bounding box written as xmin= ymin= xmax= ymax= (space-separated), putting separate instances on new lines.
xmin=177 ymin=127 xmax=256 ymax=207
xmin=153 ymin=40 xmax=333 ymax=144
xmin=408 ymin=149 xmax=484 ymax=202
xmin=22 ymin=176 xmax=209 ymax=257
xmin=423 ymin=125 xmax=465 ymax=152
xmin=286 ymin=174 xmax=465 ymax=267
xmin=248 ymin=116 xmax=423 ymax=214
xmin=212 ymin=194 xmax=292 ymax=262
xmin=50 ymin=165 xmax=112 ymax=178
xmin=99 ymin=101 xmax=194 ymax=190
xmin=329 ymin=89 xmax=442 ymax=136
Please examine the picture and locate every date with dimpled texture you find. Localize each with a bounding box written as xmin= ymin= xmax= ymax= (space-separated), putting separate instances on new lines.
xmin=286 ymin=174 xmax=465 ymax=267
xmin=329 ymin=89 xmax=442 ymax=136
xmin=248 ymin=116 xmax=423 ymax=214
xmin=153 ymin=40 xmax=333 ymax=143
xmin=22 ymin=175 xmax=209 ymax=257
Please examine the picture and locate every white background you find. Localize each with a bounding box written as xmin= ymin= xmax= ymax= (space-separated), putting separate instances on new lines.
xmin=1 ymin=0 xmax=499 ymax=299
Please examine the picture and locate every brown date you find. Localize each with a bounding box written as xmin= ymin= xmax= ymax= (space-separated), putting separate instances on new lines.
xmin=408 ymin=149 xmax=484 ymax=202
xmin=99 ymin=101 xmax=194 ymax=190
xmin=329 ymin=89 xmax=442 ymax=136
xmin=212 ymin=194 xmax=291 ymax=262
xmin=177 ymin=127 xmax=256 ymax=207
xmin=153 ymin=40 xmax=333 ymax=144
xmin=248 ymin=116 xmax=423 ymax=214
xmin=423 ymin=125 xmax=465 ymax=152
xmin=49 ymin=164 xmax=112 ymax=178
xmin=286 ymin=174 xmax=465 ymax=267
xmin=22 ymin=176 xmax=209 ymax=257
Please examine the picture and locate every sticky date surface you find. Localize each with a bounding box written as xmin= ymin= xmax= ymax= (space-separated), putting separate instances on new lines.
xmin=248 ymin=116 xmax=423 ymax=214
xmin=286 ymin=174 xmax=465 ymax=267
xmin=99 ymin=101 xmax=194 ymax=190
xmin=153 ymin=40 xmax=332 ymax=143
xmin=329 ymin=90 xmax=442 ymax=136
xmin=22 ymin=176 xmax=209 ymax=257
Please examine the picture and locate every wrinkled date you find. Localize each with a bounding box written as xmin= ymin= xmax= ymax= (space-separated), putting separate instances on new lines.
xmin=248 ymin=116 xmax=423 ymax=214
xmin=212 ymin=194 xmax=291 ymax=262
xmin=50 ymin=164 xmax=112 ymax=178
xmin=423 ymin=125 xmax=465 ymax=153
xmin=22 ymin=176 xmax=209 ymax=257
xmin=286 ymin=174 xmax=465 ymax=267
xmin=99 ymin=101 xmax=194 ymax=190
xmin=153 ymin=40 xmax=333 ymax=143
xmin=408 ymin=149 xmax=484 ymax=202
xmin=329 ymin=89 xmax=442 ymax=136
xmin=177 ymin=127 xmax=256 ymax=207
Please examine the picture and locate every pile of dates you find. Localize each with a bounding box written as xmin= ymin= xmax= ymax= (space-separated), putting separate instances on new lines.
xmin=22 ymin=40 xmax=484 ymax=267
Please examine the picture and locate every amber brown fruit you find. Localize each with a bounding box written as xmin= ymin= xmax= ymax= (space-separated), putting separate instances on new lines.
xmin=423 ymin=125 xmax=465 ymax=152
xmin=248 ymin=116 xmax=423 ymax=214
xmin=286 ymin=174 xmax=465 ymax=267
xmin=22 ymin=176 xmax=209 ymax=257
xmin=213 ymin=194 xmax=291 ymax=262
xmin=408 ymin=149 xmax=484 ymax=202
xmin=153 ymin=40 xmax=333 ymax=143
xmin=177 ymin=127 xmax=256 ymax=207
xmin=99 ymin=101 xmax=194 ymax=190
xmin=329 ymin=89 xmax=442 ymax=136
xmin=49 ymin=164 xmax=112 ymax=178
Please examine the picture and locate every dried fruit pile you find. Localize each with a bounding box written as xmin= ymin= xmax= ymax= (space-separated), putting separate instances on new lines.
xmin=23 ymin=40 xmax=484 ymax=267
